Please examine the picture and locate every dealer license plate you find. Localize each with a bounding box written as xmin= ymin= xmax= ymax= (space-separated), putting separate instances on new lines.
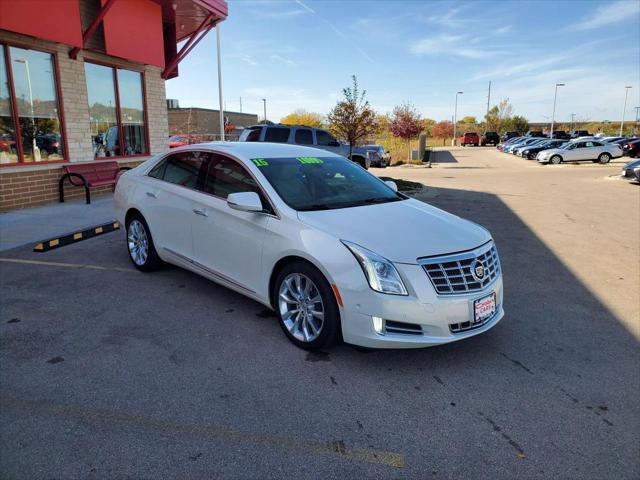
xmin=474 ymin=293 xmax=496 ymax=324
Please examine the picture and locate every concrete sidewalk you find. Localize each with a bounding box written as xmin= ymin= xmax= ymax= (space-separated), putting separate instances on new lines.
xmin=0 ymin=195 xmax=117 ymax=252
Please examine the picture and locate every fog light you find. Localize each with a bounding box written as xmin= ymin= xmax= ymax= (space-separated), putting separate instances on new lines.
xmin=372 ymin=316 xmax=385 ymax=335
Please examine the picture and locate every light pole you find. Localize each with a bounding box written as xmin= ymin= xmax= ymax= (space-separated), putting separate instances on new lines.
xmin=550 ymin=83 xmax=565 ymax=139
xmin=216 ymin=24 xmax=225 ymax=141
xmin=452 ymin=91 xmax=463 ymax=146
xmin=620 ymin=86 xmax=632 ymax=136
xmin=14 ymin=58 xmax=41 ymax=161
xmin=570 ymin=113 xmax=576 ymax=132
xmin=262 ymin=98 xmax=267 ymax=123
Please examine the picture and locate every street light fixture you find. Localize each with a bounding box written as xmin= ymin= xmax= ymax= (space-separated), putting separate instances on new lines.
xmin=550 ymin=83 xmax=565 ymax=139
xmin=262 ymin=98 xmax=267 ymax=123
xmin=452 ymin=91 xmax=463 ymax=146
xmin=620 ymin=86 xmax=632 ymax=136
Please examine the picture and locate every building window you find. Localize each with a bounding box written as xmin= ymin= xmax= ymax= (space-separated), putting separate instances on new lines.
xmin=0 ymin=44 xmax=65 ymax=165
xmin=85 ymin=62 xmax=148 ymax=158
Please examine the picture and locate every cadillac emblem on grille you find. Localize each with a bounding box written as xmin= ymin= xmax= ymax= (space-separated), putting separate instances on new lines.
xmin=471 ymin=260 xmax=485 ymax=281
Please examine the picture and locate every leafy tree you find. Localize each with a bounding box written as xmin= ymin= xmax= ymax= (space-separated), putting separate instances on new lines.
xmin=421 ymin=118 xmax=436 ymax=136
xmin=485 ymin=98 xmax=515 ymax=132
xmin=460 ymin=116 xmax=477 ymax=125
xmin=502 ymin=115 xmax=529 ymax=134
xmin=389 ymin=103 xmax=422 ymax=160
xmin=432 ymin=120 xmax=454 ymax=139
xmin=327 ymin=75 xmax=378 ymax=158
xmin=280 ymin=109 xmax=324 ymax=128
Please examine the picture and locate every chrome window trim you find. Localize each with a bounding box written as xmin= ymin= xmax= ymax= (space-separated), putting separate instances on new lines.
xmin=144 ymin=148 xmax=281 ymax=219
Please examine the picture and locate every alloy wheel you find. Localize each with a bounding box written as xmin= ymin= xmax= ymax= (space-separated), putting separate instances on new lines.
xmin=278 ymin=273 xmax=325 ymax=342
xmin=127 ymin=219 xmax=149 ymax=266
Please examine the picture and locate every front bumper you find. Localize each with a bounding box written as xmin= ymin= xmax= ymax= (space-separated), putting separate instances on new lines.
xmin=337 ymin=263 xmax=504 ymax=349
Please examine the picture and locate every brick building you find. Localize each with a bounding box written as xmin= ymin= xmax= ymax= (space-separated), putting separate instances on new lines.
xmin=168 ymin=104 xmax=258 ymax=139
xmin=0 ymin=0 xmax=227 ymax=211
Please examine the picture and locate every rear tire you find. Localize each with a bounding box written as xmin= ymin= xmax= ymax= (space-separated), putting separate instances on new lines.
xmin=274 ymin=261 xmax=340 ymax=351
xmin=126 ymin=213 xmax=162 ymax=272
xmin=550 ymin=155 xmax=562 ymax=165
xmin=598 ymin=153 xmax=611 ymax=164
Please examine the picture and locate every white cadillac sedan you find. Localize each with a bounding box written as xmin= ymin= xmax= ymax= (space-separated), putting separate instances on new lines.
xmin=537 ymin=139 xmax=623 ymax=164
xmin=114 ymin=143 xmax=504 ymax=350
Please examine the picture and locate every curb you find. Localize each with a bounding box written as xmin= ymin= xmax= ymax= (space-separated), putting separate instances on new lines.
xmin=33 ymin=220 xmax=120 ymax=253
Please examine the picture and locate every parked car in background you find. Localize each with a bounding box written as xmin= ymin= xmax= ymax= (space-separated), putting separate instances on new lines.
xmin=505 ymin=137 xmax=540 ymax=154
xmin=520 ymin=140 xmax=568 ymax=160
xmin=114 ymin=142 xmax=504 ymax=350
xmin=497 ymin=136 xmax=525 ymax=152
xmin=537 ymin=140 xmax=623 ymax=164
xmin=526 ymin=131 xmax=546 ymax=138
xmin=550 ymin=131 xmax=571 ymax=139
xmin=571 ymin=130 xmax=590 ymax=138
xmin=168 ymin=134 xmax=200 ymax=149
xmin=621 ymin=159 xmax=640 ymax=183
xmin=501 ymin=131 xmax=520 ymax=142
xmin=460 ymin=132 xmax=480 ymax=146
xmin=239 ymin=124 xmax=371 ymax=169
xmin=600 ymin=136 xmax=627 ymax=144
xmin=622 ymin=139 xmax=640 ymax=157
xmin=481 ymin=131 xmax=500 ymax=146
xmin=363 ymin=145 xmax=390 ymax=167
xmin=512 ymin=138 xmax=548 ymax=155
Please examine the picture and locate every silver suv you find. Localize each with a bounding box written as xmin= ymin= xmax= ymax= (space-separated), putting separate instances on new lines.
xmin=238 ymin=124 xmax=371 ymax=169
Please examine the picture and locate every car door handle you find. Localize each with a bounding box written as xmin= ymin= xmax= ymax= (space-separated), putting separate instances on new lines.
xmin=146 ymin=191 xmax=157 ymax=198
xmin=193 ymin=209 xmax=208 ymax=217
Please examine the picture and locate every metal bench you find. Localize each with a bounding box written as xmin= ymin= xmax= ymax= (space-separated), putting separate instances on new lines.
xmin=59 ymin=161 xmax=130 ymax=204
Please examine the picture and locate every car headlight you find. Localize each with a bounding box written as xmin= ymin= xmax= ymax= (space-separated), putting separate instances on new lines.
xmin=523 ymin=150 xmax=529 ymax=155
xmin=342 ymin=241 xmax=408 ymax=295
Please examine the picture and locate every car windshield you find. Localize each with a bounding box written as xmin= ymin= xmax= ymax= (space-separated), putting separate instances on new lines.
xmin=253 ymin=156 xmax=404 ymax=211
xmin=169 ymin=136 xmax=185 ymax=142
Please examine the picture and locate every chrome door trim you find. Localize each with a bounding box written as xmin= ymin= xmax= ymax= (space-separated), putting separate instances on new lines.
xmin=163 ymin=247 xmax=256 ymax=294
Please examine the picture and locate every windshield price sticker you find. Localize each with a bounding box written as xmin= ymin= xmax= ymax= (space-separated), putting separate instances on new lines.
xmin=252 ymin=158 xmax=269 ymax=167
xmin=297 ymin=157 xmax=323 ymax=164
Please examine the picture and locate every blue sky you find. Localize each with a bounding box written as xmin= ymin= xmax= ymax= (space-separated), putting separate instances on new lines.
xmin=166 ymin=0 xmax=640 ymax=123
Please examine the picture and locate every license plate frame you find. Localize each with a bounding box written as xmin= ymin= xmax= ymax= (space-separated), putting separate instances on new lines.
xmin=474 ymin=292 xmax=496 ymax=324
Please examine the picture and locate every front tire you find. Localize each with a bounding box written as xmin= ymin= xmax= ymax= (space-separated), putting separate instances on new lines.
xmin=550 ymin=155 xmax=562 ymax=165
xmin=126 ymin=213 xmax=162 ymax=271
xmin=274 ymin=261 xmax=340 ymax=350
xmin=598 ymin=153 xmax=611 ymax=164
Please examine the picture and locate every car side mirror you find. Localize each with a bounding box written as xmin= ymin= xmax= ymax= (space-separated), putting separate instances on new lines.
xmin=227 ymin=192 xmax=263 ymax=212
xmin=384 ymin=180 xmax=398 ymax=192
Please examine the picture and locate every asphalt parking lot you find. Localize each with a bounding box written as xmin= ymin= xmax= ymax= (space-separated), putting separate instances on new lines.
xmin=1 ymin=148 xmax=638 ymax=479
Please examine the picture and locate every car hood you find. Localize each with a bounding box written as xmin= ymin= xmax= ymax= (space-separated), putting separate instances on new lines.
xmin=297 ymin=198 xmax=491 ymax=264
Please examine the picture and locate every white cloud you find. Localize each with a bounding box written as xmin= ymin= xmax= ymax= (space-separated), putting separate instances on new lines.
xmin=409 ymin=34 xmax=504 ymax=58
xmin=229 ymin=54 xmax=258 ymax=66
xmin=270 ymin=54 xmax=296 ymax=66
xmin=571 ymin=0 xmax=640 ymax=30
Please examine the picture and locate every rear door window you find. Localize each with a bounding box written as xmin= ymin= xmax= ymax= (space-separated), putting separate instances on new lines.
xmin=264 ymin=127 xmax=290 ymax=143
xmin=240 ymin=127 xmax=262 ymax=142
xmin=150 ymin=151 xmax=208 ymax=189
xmin=295 ymin=128 xmax=313 ymax=145
xmin=316 ymin=130 xmax=337 ymax=146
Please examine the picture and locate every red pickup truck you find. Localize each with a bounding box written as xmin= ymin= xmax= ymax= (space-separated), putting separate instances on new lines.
xmin=460 ymin=132 xmax=480 ymax=147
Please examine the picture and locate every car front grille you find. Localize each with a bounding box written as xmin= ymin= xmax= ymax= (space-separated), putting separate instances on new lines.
xmin=418 ymin=242 xmax=500 ymax=295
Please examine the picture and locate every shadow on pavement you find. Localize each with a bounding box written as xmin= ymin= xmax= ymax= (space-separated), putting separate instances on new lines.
xmin=0 ymin=184 xmax=638 ymax=479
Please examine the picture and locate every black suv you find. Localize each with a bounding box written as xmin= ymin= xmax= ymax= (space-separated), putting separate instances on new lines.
xmin=481 ymin=131 xmax=500 ymax=146
xmin=526 ymin=131 xmax=546 ymax=138
xmin=501 ymin=131 xmax=519 ymax=142
xmin=550 ymin=130 xmax=571 ymax=140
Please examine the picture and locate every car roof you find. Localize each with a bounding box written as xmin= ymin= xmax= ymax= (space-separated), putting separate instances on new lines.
xmin=172 ymin=141 xmax=343 ymax=160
